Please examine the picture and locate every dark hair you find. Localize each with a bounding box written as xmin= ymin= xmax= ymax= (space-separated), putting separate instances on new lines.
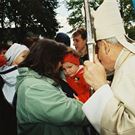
xmin=72 ymin=28 xmax=87 ymax=40
xmin=19 ymin=38 xmax=67 ymax=83
xmin=22 ymin=32 xmax=39 ymax=48
xmin=55 ymin=32 xmax=71 ymax=47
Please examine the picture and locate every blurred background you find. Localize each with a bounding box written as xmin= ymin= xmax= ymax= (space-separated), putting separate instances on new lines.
xmin=0 ymin=0 xmax=134 ymax=47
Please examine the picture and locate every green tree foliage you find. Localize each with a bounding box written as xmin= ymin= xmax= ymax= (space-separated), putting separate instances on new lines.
xmin=119 ymin=0 xmax=135 ymax=39
xmin=119 ymin=0 xmax=135 ymax=28
xmin=66 ymin=0 xmax=102 ymax=32
xmin=66 ymin=0 xmax=84 ymax=32
xmin=128 ymin=26 xmax=135 ymax=39
xmin=0 ymin=0 xmax=59 ymax=43
xmin=66 ymin=0 xmax=135 ymax=39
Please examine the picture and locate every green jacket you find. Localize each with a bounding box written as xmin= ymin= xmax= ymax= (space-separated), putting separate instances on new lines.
xmin=16 ymin=68 xmax=87 ymax=135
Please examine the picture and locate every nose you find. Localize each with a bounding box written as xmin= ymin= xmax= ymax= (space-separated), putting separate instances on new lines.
xmin=73 ymin=43 xmax=77 ymax=49
xmin=73 ymin=40 xmax=77 ymax=46
xmin=65 ymin=68 xmax=69 ymax=73
xmin=73 ymin=42 xmax=76 ymax=47
xmin=64 ymin=68 xmax=70 ymax=75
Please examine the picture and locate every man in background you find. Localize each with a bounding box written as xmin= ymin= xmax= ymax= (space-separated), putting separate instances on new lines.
xmin=72 ymin=28 xmax=88 ymax=64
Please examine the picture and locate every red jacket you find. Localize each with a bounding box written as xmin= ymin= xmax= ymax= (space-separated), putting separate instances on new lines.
xmin=66 ymin=67 xmax=91 ymax=103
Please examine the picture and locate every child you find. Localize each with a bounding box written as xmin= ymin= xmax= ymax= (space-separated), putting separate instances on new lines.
xmin=0 ymin=43 xmax=29 ymax=135
xmin=62 ymin=49 xmax=91 ymax=103
xmin=1 ymin=43 xmax=29 ymax=104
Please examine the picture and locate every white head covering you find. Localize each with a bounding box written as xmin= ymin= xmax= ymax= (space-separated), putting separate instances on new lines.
xmin=94 ymin=0 xmax=135 ymax=53
xmin=5 ymin=43 xmax=29 ymax=65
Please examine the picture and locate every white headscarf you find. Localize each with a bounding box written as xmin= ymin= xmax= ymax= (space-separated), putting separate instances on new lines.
xmin=94 ymin=0 xmax=135 ymax=53
xmin=5 ymin=43 xmax=29 ymax=65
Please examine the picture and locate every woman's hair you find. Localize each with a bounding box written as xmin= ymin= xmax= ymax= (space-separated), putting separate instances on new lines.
xmin=19 ymin=38 xmax=67 ymax=83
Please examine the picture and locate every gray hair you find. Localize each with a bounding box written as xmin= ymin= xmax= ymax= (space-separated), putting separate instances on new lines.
xmin=104 ymin=37 xmax=120 ymax=45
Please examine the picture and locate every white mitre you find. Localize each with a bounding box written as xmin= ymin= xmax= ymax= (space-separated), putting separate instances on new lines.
xmin=94 ymin=0 xmax=135 ymax=53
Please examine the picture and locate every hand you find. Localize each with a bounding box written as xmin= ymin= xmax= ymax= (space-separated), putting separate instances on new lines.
xmin=73 ymin=94 xmax=79 ymax=101
xmin=83 ymin=55 xmax=107 ymax=91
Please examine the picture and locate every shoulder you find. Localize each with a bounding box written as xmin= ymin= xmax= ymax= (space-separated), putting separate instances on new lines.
xmin=120 ymin=54 xmax=135 ymax=75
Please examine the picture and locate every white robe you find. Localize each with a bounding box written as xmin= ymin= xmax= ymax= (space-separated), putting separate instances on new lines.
xmin=82 ymin=48 xmax=135 ymax=135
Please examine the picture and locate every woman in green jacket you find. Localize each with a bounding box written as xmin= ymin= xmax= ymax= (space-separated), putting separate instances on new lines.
xmin=16 ymin=39 xmax=88 ymax=135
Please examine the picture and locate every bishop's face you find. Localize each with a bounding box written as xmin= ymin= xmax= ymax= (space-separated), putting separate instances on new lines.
xmin=96 ymin=40 xmax=115 ymax=74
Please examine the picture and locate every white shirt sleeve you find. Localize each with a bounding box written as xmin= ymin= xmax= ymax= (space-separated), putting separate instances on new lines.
xmin=82 ymin=84 xmax=113 ymax=133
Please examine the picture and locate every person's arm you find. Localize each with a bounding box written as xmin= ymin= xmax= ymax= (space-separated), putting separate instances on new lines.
xmin=82 ymin=55 xmax=110 ymax=133
xmin=82 ymin=56 xmax=135 ymax=134
xmin=100 ymin=71 xmax=135 ymax=135
xmin=82 ymin=84 xmax=113 ymax=133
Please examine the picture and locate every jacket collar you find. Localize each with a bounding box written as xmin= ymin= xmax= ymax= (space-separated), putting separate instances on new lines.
xmin=18 ymin=67 xmax=56 ymax=85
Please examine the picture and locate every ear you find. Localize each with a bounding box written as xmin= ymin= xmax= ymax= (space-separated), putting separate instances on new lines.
xmin=102 ymin=40 xmax=110 ymax=55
